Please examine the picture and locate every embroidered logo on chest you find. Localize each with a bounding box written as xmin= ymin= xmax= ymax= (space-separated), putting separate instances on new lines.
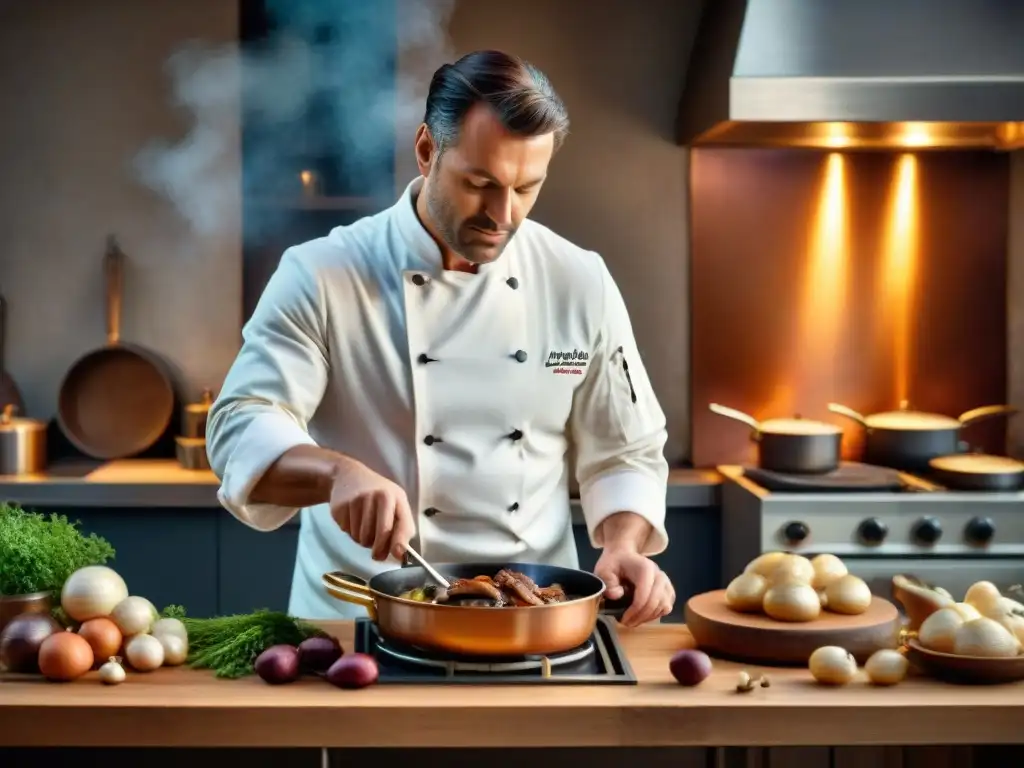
xmin=545 ymin=348 xmax=590 ymax=376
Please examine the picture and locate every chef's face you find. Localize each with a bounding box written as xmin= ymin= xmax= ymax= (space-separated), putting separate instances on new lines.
xmin=416 ymin=103 xmax=554 ymax=265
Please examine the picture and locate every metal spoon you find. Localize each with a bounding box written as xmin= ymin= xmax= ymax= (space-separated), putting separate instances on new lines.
xmin=404 ymin=544 xmax=451 ymax=589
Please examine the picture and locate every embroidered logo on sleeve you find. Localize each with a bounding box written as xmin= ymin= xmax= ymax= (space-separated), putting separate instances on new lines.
xmin=545 ymin=349 xmax=589 ymax=376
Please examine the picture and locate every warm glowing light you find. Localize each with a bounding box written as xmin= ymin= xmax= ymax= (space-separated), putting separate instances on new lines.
xmin=879 ymin=154 xmax=919 ymax=403
xmin=900 ymin=123 xmax=932 ymax=148
xmin=793 ymin=152 xmax=849 ymax=406
xmin=823 ymin=122 xmax=851 ymax=148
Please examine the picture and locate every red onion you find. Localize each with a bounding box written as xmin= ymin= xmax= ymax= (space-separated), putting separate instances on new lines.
xmin=326 ymin=653 xmax=379 ymax=689
xmin=254 ymin=644 xmax=300 ymax=684
xmin=297 ymin=636 xmax=342 ymax=673
xmin=0 ymin=613 xmax=62 ymax=673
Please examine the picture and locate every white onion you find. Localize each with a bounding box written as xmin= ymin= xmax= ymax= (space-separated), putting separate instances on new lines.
xmin=110 ymin=597 xmax=157 ymax=637
xmin=151 ymin=618 xmax=188 ymax=644
xmin=60 ymin=566 xmax=129 ymax=622
xmin=157 ymin=633 xmax=188 ymax=666
xmin=125 ymin=634 xmax=164 ymax=672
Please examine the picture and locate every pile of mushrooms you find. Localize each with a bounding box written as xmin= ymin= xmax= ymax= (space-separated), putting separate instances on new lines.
xmin=725 ymin=552 xmax=873 ymax=622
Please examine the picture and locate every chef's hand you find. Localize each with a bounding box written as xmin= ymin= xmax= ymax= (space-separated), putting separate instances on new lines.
xmin=594 ymin=547 xmax=675 ymax=628
xmin=329 ymin=462 xmax=416 ymax=561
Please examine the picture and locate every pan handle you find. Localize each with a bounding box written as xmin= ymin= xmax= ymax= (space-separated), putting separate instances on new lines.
xmin=957 ymin=404 xmax=1018 ymax=427
xmin=827 ymin=402 xmax=868 ymax=428
xmin=599 ymin=589 xmax=634 ymax=622
xmin=708 ymin=403 xmax=760 ymax=431
xmin=322 ymin=571 xmax=377 ymax=620
xmin=104 ymin=235 xmax=124 ymax=346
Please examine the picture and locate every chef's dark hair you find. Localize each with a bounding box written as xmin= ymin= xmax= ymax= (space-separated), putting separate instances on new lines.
xmin=424 ymin=50 xmax=569 ymax=154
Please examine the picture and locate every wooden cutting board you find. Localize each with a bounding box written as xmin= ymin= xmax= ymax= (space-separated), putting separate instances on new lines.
xmin=685 ymin=589 xmax=901 ymax=666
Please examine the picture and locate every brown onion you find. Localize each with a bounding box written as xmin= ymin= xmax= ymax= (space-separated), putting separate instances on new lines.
xmin=78 ymin=618 xmax=123 ymax=667
xmin=0 ymin=613 xmax=62 ymax=673
xmin=38 ymin=629 xmax=94 ymax=682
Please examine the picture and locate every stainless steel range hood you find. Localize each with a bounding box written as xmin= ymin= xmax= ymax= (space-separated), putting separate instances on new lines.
xmin=678 ymin=0 xmax=1024 ymax=150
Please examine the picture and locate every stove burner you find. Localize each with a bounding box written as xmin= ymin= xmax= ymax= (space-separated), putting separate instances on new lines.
xmin=743 ymin=461 xmax=906 ymax=492
xmin=375 ymin=635 xmax=595 ymax=674
xmin=354 ymin=614 xmax=636 ymax=685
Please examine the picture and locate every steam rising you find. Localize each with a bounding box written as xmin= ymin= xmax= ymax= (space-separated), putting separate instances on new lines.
xmin=135 ymin=0 xmax=455 ymax=244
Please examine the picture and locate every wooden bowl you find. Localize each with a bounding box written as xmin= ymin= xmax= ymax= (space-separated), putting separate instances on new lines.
xmin=905 ymin=639 xmax=1024 ymax=685
xmin=891 ymin=575 xmax=954 ymax=631
xmin=685 ymin=590 xmax=901 ymax=666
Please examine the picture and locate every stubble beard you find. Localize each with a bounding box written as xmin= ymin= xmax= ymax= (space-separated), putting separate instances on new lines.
xmin=424 ymin=183 xmax=512 ymax=265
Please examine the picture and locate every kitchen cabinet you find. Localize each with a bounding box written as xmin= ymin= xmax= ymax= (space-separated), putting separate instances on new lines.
xmin=26 ymin=504 xmax=719 ymax=622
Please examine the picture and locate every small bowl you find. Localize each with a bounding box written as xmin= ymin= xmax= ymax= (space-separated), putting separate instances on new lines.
xmin=891 ymin=575 xmax=954 ymax=631
xmin=905 ymin=639 xmax=1024 ymax=685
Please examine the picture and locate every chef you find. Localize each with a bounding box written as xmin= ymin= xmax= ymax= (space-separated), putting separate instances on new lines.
xmin=207 ymin=49 xmax=674 ymax=627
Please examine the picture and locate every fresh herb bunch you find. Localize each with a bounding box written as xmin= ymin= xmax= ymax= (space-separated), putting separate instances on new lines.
xmin=0 ymin=503 xmax=116 ymax=596
xmin=162 ymin=604 xmax=327 ymax=678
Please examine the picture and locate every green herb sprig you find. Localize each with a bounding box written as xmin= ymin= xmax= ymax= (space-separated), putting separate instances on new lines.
xmin=0 ymin=503 xmax=115 ymax=596
xmin=161 ymin=604 xmax=327 ymax=678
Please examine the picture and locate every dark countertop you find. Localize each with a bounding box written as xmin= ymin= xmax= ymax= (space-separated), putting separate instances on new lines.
xmin=0 ymin=461 xmax=720 ymax=510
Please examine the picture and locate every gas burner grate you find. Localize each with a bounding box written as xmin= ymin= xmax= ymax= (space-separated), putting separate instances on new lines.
xmin=354 ymin=614 xmax=637 ymax=685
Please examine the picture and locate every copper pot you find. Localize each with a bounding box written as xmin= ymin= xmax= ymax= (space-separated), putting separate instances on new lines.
xmin=0 ymin=590 xmax=53 ymax=633
xmin=323 ymin=562 xmax=617 ymax=657
xmin=0 ymin=404 xmax=47 ymax=475
xmin=182 ymin=387 xmax=215 ymax=439
xmin=709 ymin=403 xmax=843 ymax=474
xmin=828 ymin=400 xmax=1017 ymax=471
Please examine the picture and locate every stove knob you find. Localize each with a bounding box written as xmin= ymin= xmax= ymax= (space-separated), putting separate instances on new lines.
xmin=912 ymin=516 xmax=943 ymax=545
xmin=782 ymin=521 xmax=809 ymax=544
xmin=965 ymin=516 xmax=995 ymax=545
xmin=857 ymin=517 xmax=888 ymax=545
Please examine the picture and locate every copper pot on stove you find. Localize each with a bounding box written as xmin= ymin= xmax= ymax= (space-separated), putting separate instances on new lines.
xmin=828 ymin=400 xmax=1017 ymax=471
xmin=709 ymin=403 xmax=842 ymax=474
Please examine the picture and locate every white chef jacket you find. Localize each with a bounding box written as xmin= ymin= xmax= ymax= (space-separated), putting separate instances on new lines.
xmin=207 ymin=177 xmax=669 ymax=619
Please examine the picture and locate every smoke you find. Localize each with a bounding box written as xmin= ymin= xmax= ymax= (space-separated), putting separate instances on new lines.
xmin=134 ymin=0 xmax=455 ymax=244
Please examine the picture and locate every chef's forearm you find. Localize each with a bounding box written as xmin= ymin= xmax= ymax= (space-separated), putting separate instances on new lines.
xmin=249 ymin=445 xmax=355 ymax=507
xmin=598 ymin=511 xmax=654 ymax=553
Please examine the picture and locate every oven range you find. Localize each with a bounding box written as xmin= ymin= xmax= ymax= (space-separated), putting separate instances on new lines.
xmin=719 ymin=463 xmax=1024 ymax=602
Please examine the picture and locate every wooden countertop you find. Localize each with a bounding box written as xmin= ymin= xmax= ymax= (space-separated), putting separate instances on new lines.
xmin=0 ymin=621 xmax=1020 ymax=749
xmin=0 ymin=461 xmax=720 ymax=509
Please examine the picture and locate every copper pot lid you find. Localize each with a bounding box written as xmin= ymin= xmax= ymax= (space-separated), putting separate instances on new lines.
xmin=829 ymin=401 xmax=1015 ymax=431
xmin=930 ymin=454 xmax=1024 ymax=475
xmin=709 ymin=403 xmax=841 ymax=436
xmin=865 ymin=410 xmax=961 ymax=430
xmin=757 ymin=417 xmax=842 ymax=435
xmin=0 ymin=404 xmax=46 ymax=434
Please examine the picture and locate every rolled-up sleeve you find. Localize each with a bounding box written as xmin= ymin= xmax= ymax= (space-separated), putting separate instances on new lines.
xmin=206 ymin=248 xmax=329 ymax=531
xmin=569 ymin=258 xmax=669 ymax=555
